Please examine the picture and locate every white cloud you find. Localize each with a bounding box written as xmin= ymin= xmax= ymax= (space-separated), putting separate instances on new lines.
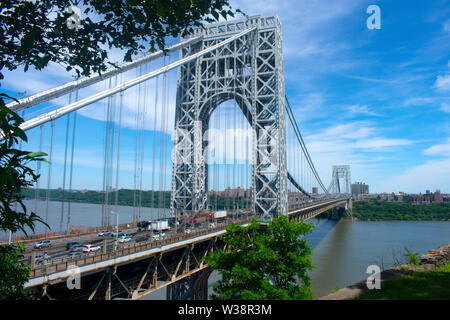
xmin=424 ymin=138 xmax=450 ymax=157
xmin=353 ymin=138 xmax=413 ymax=151
xmin=444 ymin=19 xmax=450 ymax=33
xmin=434 ymin=74 xmax=450 ymax=92
xmin=346 ymin=105 xmax=378 ymax=116
xmin=386 ymin=158 xmax=450 ymax=193
xmin=403 ymin=97 xmax=437 ymax=107
xmin=440 ymin=102 xmax=450 ymax=113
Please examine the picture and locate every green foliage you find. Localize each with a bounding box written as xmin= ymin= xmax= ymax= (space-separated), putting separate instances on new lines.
xmin=0 ymin=104 xmax=49 ymax=235
xmin=204 ymin=216 xmax=315 ymax=300
xmin=0 ymin=0 xmax=240 ymax=78
xmin=330 ymin=286 xmax=340 ymax=293
xmin=0 ymin=103 xmax=49 ymax=300
xmin=355 ymin=262 xmax=450 ymax=300
xmin=0 ymin=243 xmax=32 ymax=300
xmin=404 ymin=247 xmax=420 ymax=266
xmin=352 ymin=200 xmax=450 ymax=221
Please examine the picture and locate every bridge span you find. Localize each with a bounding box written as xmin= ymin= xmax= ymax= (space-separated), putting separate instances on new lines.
xmin=24 ymin=197 xmax=349 ymax=300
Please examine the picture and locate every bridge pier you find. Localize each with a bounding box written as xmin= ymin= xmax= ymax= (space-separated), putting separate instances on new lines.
xmin=166 ymin=268 xmax=213 ymax=300
xmin=346 ymin=199 xmax=353 ymax=217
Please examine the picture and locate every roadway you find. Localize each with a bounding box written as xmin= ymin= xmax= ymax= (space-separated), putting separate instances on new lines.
xmin=22 ymin=197 xmax=349 ymax=293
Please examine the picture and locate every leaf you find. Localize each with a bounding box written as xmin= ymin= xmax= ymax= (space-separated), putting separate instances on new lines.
xmin=20 ymin=31 xmax=35 ymax=51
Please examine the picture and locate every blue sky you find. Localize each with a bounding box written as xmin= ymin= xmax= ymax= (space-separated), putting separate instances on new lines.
xmin=231 ymin=0 xmax=450 ymax=194
xmin=2 ymin=0 xmax=450 ymax=194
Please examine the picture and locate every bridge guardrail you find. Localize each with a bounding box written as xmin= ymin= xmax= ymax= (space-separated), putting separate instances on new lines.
xmin=28 ymin=217 xmax=253 ymax=279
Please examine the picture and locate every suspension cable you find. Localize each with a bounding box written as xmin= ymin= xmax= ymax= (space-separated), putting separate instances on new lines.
xmin=285 ymin=95 xmax=328 ymax=193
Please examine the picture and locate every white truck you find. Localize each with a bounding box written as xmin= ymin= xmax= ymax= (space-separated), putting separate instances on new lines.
xmin=213 ymin=210 xmax=227 ymax=219
xmin=138 ymin=219 xmax=169 ymax=231
xmin=140 ymin=219 xmax=170 ymax=231
xmin=152 ymin=220 xmax=169 ymax=230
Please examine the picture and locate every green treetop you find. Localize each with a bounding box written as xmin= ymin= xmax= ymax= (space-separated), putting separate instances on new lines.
xmin=204 ymin=215 xmax=315 ymax=300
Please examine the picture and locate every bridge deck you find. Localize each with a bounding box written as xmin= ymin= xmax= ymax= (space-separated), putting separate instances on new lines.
xmin=24 ymin=198 xmax=348 ymax=297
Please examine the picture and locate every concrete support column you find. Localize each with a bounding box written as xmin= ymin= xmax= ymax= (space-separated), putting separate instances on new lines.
xmin=190 ymin=268 xmax=213 ymax=300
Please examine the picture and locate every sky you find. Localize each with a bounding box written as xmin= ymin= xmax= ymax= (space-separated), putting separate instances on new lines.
xmin=2 ymin=0 xmax=450 ymax=194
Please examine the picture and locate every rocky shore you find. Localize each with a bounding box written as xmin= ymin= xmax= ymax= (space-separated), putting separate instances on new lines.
xmin=318 ymin=243 xmax=450 ymax=300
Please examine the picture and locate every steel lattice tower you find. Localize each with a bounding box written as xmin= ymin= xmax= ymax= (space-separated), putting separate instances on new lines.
xmin=171 ymin=15 xmax=287 ymax=219
xmin=328 ymin=165 xmax=351 ymax=194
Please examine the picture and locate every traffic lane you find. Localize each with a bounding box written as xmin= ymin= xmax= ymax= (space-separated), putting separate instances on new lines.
xmin=23 ymin=222 xmax=220 ymax=263
xmin=26 ymin=230 xmax=152 ymax=260
xmin=24 ymin=227 xmax=140 ymax=253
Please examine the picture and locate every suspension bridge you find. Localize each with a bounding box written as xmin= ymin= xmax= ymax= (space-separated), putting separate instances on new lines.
xmin=6 ymin=14 xmax=352 ymax=300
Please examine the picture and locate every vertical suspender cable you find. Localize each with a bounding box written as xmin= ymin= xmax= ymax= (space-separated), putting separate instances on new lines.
xmin=60 ymin=93 xmax=72 ymax=233
xmin=102 ymin=78 xmax=112 ymax=227
xmin=66 ymin=90 xmax=78 ymax=232
xmin=45 ymin=120 xmax=55 ymax=237
xmin=133 ymin=66 xmax=142 ymax=223
xmin=138 ymin=63 xmax=148 ymax=222
xmin=114 ymin=86 xmax=124 ymax=223
xmin=162 ymin=57 xmax=170 ymax=216
xmin=158 ymin=61 xmax=167 ymax=212
xmin=214 ymin=97 xmax=218 ymax=211
xmin=151 ymin=76 xmax=159 ymax=212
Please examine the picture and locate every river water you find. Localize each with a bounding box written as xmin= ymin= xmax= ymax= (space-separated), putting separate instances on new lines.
xmin=306 ymin=219 xmax=450 ymax=298
xmin=1 ymin=200 xmax=170 ymax=237
xmin=3 ymin=201 xmax=450 ymax=299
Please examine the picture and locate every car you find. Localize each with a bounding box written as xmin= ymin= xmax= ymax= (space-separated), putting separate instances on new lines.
xmin=151 ymin=232 xmax=165 ymax=240
xmin=68 ymin=251 xmax=86 ymax=259
xmin=110 ymin=230 xmax=124 ymax=237
xmin=117 ymin=235 xmax=132 ymax=243
xmin=81 ymin=244 xmax=101 ymax=253
xmin=18 ymin=254 xmax=31 ymax=264
xmin=66 ymin=242 xmax=82 ymax=250
xmin=69 ymin=244 xmax=85 ymax=252
xmin=34 ymin=240 xmax=52 ymax=249
xmin=98 ymin=230 xmax=111 ymax=237
xmin=34 ymin=253 xmax=51 ymax=264
xmin=134 ymin=236 xmax=148 ymax=243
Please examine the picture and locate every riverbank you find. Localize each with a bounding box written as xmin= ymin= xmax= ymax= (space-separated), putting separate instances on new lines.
xmin=319 ymin=243 xmax=450 ymax=300
xmin=351 ymin=200 xmax=450 ymax=221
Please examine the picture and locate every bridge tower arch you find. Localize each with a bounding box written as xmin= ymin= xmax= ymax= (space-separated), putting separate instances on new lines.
xmin=171 ymin=15 xmax=287 ymax=219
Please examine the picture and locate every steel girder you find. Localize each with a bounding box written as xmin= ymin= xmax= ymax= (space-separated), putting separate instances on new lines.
xmin=171 ymin=14 xmax=287 ymax=219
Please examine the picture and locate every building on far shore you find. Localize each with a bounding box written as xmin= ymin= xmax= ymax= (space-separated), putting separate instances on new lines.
xmin=351 ymin=182 xmax=369 ymax=199
xmin=359 ymin=189 xmax=450 ymax=204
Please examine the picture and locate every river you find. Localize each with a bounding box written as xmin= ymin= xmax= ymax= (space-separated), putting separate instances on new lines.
xmin=3 ymin=201 xmax=450 ymax=299
xmin=307 ymin=218 xmax=450 ymax=298
xmin=1 ymin=200 xmax=170 ymax=238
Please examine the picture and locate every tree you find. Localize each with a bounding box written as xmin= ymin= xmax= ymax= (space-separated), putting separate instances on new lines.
xmin=0 ymin=243 xmax=31 ymax=300
xmin=204 ymin=216 xmax=315 ymax=300
xmin=0 ymin=0 xmax=240 ymax=78
xmin=0 ymin=0 xmax=240 ymax=299
xmin=0 ymin=105 xmax=48 ymax=234
xmin=0 ymin=103 xmax=48 ymax=299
